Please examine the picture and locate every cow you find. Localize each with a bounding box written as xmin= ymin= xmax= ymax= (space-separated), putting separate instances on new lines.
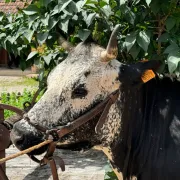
xmin=10 ymin=25 xmax=180 ymax=180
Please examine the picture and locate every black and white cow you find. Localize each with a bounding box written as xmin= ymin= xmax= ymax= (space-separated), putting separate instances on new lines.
xmin=10 ymin=25 xmax=180 ymax=180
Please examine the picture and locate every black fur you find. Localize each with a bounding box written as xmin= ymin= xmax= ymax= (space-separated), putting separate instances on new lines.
xmin=111 ymin=76 xmax=180 ymax=180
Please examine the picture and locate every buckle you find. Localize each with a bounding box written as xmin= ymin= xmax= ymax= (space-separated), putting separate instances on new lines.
xmin=45 ymin=129 xmax=59 ymax=142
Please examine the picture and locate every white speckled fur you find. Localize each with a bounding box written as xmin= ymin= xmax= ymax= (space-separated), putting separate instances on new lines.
xmin=27 ymin=43 xmax=122 ymax=144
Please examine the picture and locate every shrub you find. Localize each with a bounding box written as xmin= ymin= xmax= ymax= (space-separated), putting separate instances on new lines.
xmin=0 ymin=89 xmax=43 ymax=119
xmin=1 ymin=0 xmax=180 ymax=82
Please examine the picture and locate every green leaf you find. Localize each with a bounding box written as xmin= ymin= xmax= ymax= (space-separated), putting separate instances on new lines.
xmin=52 ymin=5 xmax=59 ymax=15
xmin=167 ymin=54 xmax=180 ymax=73
xmin=41 ymin=14 xmax=50 ymax=26
xmin=78 ymin=29 xmax=91 ymax=41
xmin=39 ymin=0 xmax=51 ymax=8
xmin=38 ymin=70 xmax=44 ymax=82
xmin=85 ymin=0 xmax=98 ymax=5
xmin=166 ymin=17 xmax=176 ymax=32
xmin=101 ymin=5 xmax=112 ymax=18
xmin=158 ymin=33 xmax=169 ymax=43
xmin=0 ymin=33 xmax=6 ymax=39
xmin=62 ymin=9 xmax=73 ymax=16
xmin=72 ymin=14 xmax=78 ymax=20
xmin=7 ymin=36 xmax=17 ymax=44
xmin=23 ymin=5 xmax=40 ymax=15
xmin=150 ymin=1 xmax=160 ymax=14
xmin=59 ymin=18 xmax=69 ymax=33
xmin=103 ymin=0 xmax=109 ymax=4
xmin=68 ymin=1 xmax=78 ymax=14
xmin=129 ymin=43 xmax=141 ymax=59
xmin=122 ymin=6 xmax=135 ymax=25
xmin=43 ymin=54 xmax=53 ymax=65
xmin=137 ymin=31 xmax=150 ymax=52
xmin=16 ymin=27 xmax=27 ymax=37
xmin=28 ymin=14 xmax=39 ymax=28
xmin=82 ymin=11 xmax=88 ymax=21
xmin=99 ymin=0 xmax=108 ymax=7
xmin=176 ymin=62 xmax=180 ymax=77
xmin=4 ymin=24 xmax=13 ymax=29
xmin=103 ymin=164 xmax=118 ymax=180
xmin=24 ymin=30 xmax=34 ymax=43
xmin=32 ymin=20 xmax=40 ymax=31
xmin=86 ymin=13 xmax=96 ymax=27
xmin=7 ymin=15 xmax=12 ymax=23
xmin=0 ymin=12 xmax=4 ymax=21
xmin=76 ymin=1 xmax=86 ymax=12
xmin=120 ymin=0 xmax=128 ymax=5
xmin=58 ymin=0 xmax=73 ymax=12
xmin=125 ymin=31 xmax=136 ymax=52
xmin=164 ymin=43 xmax=179 ymax=54
xmin=146 ymin=0 xmax=152 ymax=6
xmin=27 ymin=51 xmax=38 ymax=61
xmin=103 ymin=164 xmax=113 ymax=172
xmin=132 ymin=0 xmax=140 ymax=5
xmin=37 ymin=32 xmax=49 ymax=45
xmin=17 ymin=46 xmax=23 ymax=56
xmin=48 ymin=17 xmax=59 ymax=30
xmin=19 ymin=60 xmax=27 ymax=71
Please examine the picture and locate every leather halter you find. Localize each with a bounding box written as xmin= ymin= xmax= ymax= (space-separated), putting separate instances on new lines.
xmin=0 ymin=90 xmax=119 ymax=180
xmin=25 ymin=89 xmax=120 ymax=139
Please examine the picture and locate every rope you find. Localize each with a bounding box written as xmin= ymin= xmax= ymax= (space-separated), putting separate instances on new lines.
xmin=0 ymin=139 xmax=53 ymax=164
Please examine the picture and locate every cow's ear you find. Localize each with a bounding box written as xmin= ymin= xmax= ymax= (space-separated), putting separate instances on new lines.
xmin=119 ymin=60 xmax=162 ymax=86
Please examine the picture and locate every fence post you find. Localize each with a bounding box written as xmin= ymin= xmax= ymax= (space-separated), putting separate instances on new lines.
xmin=0 ymin=108 xmax=6 ymax=171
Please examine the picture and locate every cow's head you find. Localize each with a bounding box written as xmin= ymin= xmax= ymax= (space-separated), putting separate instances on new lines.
xmin=10 ymin=25 xmax=161 ymax=155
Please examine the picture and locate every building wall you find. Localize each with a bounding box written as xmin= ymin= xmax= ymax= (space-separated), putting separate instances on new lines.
xmin=0 ymin=49 xmax=8 ymax=66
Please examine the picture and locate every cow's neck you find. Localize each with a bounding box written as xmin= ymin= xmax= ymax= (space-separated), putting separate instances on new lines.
xmin=100 ymin=94 xmax=122 ymax=146
xmin=95 ymin=93 xmax=123 ymax=179
xmin=99 ymin=79 xmax=158 ymax=178
xmin=100 ymin=81 xmax=145 ymax=145
xmin=100 ymin=77 xmax=180 ymax=179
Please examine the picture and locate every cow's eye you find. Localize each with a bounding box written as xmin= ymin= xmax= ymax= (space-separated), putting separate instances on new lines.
xmin=71 ymin=84 xmax=88 ymax=99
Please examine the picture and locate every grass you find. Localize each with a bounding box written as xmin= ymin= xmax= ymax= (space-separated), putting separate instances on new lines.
xmin=104 ymin=163 xmax=118 ymax=180
xmin=0 ymin=76 xmax=42 ymax=119
xmin=0 ymin=89 xmax=43 ymax=119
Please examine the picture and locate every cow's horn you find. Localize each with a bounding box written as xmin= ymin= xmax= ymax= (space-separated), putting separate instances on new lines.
xmin=58 ymin=35 xmax=74 ymax=51
xmin=101 ymin=24 xmax=120 ymax=62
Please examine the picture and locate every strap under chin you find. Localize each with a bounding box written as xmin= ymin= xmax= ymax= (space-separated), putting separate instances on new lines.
xmin=95 ymin=90 xmax=119 ymax=133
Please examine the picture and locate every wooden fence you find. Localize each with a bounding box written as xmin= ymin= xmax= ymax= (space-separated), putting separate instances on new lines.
xmin=0 ymin=49 xmax=8 ymax=66
xmin=0 ymin=108 xmax=8 ymax=179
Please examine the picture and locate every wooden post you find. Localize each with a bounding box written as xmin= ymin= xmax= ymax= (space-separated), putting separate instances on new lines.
xmin=0 ymin=49 xmax=8 ymax=66
xmin=0 ymin=108 xmax=5 ymax=171
xmin=0 ymin=108 xmax=9 ymax=179
xmin=0 ymin=105 xmax=18 ymax=180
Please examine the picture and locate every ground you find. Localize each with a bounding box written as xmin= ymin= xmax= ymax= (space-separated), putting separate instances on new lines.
xmin=0 ymin=67 xmax=38 ymax=93
xmin=6 ymin=146 xmax=107 ymax=180
xmin=0 ymin=76 xmax=38 ymax=93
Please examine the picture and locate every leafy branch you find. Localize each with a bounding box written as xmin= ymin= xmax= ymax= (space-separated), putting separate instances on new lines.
xmin=1 ymin=0 xmax=180 ymax=78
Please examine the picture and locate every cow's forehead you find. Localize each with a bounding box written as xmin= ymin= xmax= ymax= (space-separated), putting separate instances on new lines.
xmin=47 ymin=43 xmax=107 ymax=88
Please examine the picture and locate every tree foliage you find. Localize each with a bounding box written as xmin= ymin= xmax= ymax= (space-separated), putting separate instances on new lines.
xmin=1 ymin=0 xmax=180 ymax=178
xmin=1 ymin=0 xmax=180 ymax=78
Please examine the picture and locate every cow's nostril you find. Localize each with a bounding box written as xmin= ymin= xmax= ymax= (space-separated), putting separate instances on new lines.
xmin=13 ymin=135 xmax=24 ymax=146
xmin=15 ymin=139 xmax=24 ymax=146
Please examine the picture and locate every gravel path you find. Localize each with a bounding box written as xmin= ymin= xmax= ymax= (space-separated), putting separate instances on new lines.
xmin=6 ymin=146 xmax=107 ymax=180
xmin=0 ymin=76 xmax=38 ymax=93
